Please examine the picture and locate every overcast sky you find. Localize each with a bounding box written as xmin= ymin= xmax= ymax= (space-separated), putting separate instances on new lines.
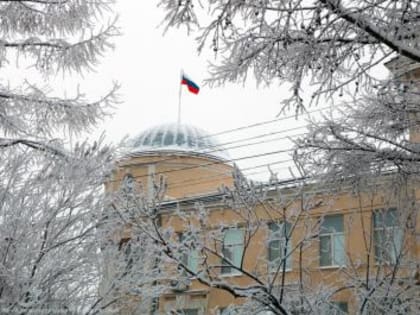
xmin=103 ymin=3 xmax=290 ymax=131
xmin=81 ymin=2 xmax=388 ymax=182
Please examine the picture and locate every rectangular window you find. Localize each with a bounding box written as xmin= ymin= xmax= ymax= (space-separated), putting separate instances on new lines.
xmin=268 ymin=221 xmax=292 ymax=271
xmin=319 ymin=214 xmax=345 ymax=267
xmin=179 ymin=232 xmax=199 ymax=274
xmin=373 ymin=208 xmax=403 ymax=264
xmin=176 ymin=309 xmax=199 ymax=315
xmin=221 ymin=228 xmax=244 ymax=275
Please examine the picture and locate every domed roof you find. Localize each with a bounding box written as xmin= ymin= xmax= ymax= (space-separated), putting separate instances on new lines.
xmin=129 ymin=123 xmax=230 ymax=160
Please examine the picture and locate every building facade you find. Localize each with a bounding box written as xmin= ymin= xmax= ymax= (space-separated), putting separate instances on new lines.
xmin=102 ymin=61 xmax=420 ymax=314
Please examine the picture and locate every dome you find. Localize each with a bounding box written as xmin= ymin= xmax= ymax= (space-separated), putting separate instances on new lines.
xmin=129 ymin=123 xmax=230 ymax=160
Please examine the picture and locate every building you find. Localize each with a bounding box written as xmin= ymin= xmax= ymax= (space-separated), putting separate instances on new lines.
xmin=102 ymin=61 xmax=420 ymax=314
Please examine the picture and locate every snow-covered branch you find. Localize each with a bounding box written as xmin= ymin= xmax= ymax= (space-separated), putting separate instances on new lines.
xmin=0 ymin=0 xmax=119 ymax=313
xmin=159 ymin=0 xmax=420 ymax=110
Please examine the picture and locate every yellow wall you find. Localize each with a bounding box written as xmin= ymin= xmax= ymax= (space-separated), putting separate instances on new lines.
xmin=105 ymin=151 xmax=419 ymax=314
xmin=156 ymin=187 xmax=419 ymax=314
xmin=104 ymin=58 xmax=420 ymax=314
xmin=109 ymin=153 xmax=234 ymax=200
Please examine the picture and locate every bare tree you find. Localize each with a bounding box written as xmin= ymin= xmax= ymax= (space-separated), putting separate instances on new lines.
xmin=109 ymin=168 xmax=361 ymax=314
xmin=159 ymin=0 xmax=419 ymax=111
xmin=0 ymin=1 xmax=119 ymax=313
xmin=151 ymin=1 xmax=420 ymax=313
xmin=109 ymin=166 xmax=420 ymax=314
xmin=293 ymin=70 xmax=420 ymax=314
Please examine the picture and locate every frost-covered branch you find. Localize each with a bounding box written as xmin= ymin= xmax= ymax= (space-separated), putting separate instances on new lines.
xmin=295 ymin=80 xmax=420 ymax=180
xmin=108 ymin=171 xmax=334 ymax=314
xmin=0 ymin=82 xmax=119 ymax=137
xmin=159 ymin=0 xmax=420 ymax=110
xmin=0 ymin=0 xmax=119 ymax=313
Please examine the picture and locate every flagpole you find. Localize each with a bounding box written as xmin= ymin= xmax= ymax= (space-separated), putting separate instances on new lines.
xmin=178 ymin=70 xmax=183 ymax=127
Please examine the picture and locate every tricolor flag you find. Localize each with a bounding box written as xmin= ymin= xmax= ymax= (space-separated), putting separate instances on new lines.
xmin=181 ymin=73 xmax=200 ymax=94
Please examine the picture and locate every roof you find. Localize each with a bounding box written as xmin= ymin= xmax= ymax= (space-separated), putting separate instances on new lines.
xmin=128 ymin=123 xmax=230 ymax=160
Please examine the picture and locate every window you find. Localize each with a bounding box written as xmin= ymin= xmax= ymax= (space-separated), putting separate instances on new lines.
xmin=121 ymin=174 xmax=135 ymax=194
xmin=221 ymin=228 xmax=244 ymax=274
xmin=329 ymin=301 xmax=348 ymax=314
xmin=373 ymin=208 xmax=403 ymax=264
xmin=219 ymin=307 xmax=238 ymax=315
xmin=366 ymin=296 xmax=408 ymax=314
xmin=268 ymin=221 xmax=292 ymax=271
xmin=152 ymin=131 xmax=164 ymax=145
xmin=179 ymin=232 xmax=199 ymax=274
xmin=176 ymin=132 xmax=185 ymax=146
xmin=319 ymin=214 xmax=345 ymax=267
xmin=176 ymin=309 xmax=199 ymax=315
xmin=163 ymin=130 xmax=175 ymax=145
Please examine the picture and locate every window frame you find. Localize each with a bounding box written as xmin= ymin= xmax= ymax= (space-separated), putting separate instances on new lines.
xmin=319 ymin=214 xmax=346 ymax=268
xmin=267 ymin=221 xmax=292 ymax=272
xmin=373 ymin=208 xmax=403 ymax=264
xmin=178 ymin=232 xmax=199 ymax=275
xmin=175 ymin=309 xmax=199 ymax=315
xmin=221 ymin=228 xmax=244 ymax=275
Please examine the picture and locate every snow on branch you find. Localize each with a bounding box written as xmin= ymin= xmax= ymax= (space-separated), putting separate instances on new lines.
xmin=159 ymin=0 xmax=420 ymax=110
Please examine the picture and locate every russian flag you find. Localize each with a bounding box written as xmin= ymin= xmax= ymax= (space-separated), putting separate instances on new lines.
xmin=181 ymin=73 xmax=200 ymax=94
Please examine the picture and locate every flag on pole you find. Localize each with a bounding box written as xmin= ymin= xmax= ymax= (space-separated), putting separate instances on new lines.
xmin=181 ymin=73 xmax=200 ymax=94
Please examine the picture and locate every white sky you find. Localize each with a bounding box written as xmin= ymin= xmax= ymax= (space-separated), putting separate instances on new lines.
xmin=79 ymin=1 xmax=306 ymax=182
xmin=76 ymin=2 xmax=389 ymax=182
xmin=0 ymin=2 xmax=392 ymax=182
